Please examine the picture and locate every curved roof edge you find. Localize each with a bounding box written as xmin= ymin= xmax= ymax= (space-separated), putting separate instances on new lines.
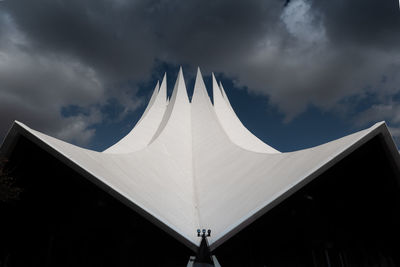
xmin=209 ymin=122 xmax=400 ymax=250
xmin=104 ymin=74 xmax=168 ymax=154
xmin=1 ymin=121 xmax=399 ymax=252
xmin=0 ymin=121 xmax=199 ymax=252
xmin=212 ymin=74 xmax=280 ymax=153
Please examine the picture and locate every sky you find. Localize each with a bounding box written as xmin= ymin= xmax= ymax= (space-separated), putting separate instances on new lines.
xmin=0 ymin=0 xmax=399 ymax=152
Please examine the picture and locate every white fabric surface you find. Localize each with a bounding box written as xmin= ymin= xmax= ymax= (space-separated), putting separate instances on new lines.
xmin=1 ymin=68 xmax=397 ymax=250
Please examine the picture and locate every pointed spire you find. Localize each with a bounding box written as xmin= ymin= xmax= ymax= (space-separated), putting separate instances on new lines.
xmin=213 ymin=78 xmax=280 ymax=153
xmin=212 ymin=73 xmax=223 ymax=107
xmin=149 ymin=67 xmax=189 ymax=143
xmin=211 ymin=73 xmax=219 ymax=90
xmin=141 ymin=81 xmax=160 ymax=120
xmin=219 ymin=81 xmax=227 ymax=99
xmin=192 ymin=67 xmax=211 ymax=104
xmin=104 ymin=77 xmax=169 ymax=153
xmin=151 ymin=81 xmax=160 ymax=101
xmin=170 ymin=66 xmax=189 ymax=103
xmin=218 ymin=82 xmax=225 ymax=98
xmin=218 ymin=81 xmax=234 ymax=110
xmin=158 ymin=73 xmax=167 ymax=104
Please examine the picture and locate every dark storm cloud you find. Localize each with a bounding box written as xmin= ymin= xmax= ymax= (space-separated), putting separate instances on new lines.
xmin=0 ymin=0 xmax=287 ymax=145
xmin=0 ymin=0 xmax=400 ymax=145
xmin=306 ymin=0 xmax=400 ymax=123
xmin=3 ymin=0 xmax=284 ymax=78
xmin=223 ymin=0 xmax=400 ymax=121
xmin=3 ymin=0 xmax=157 ymax=81
xmin=150 ymin=0 xmax=285 ymax=66
xmin=313 ymin=0 xmax=400 ymax=50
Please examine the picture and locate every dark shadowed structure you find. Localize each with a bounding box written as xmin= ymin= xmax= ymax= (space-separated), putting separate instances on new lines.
xmin=1 ymin=71 xmax=400 ymax=266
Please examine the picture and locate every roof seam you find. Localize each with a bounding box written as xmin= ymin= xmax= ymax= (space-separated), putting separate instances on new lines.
xmin=190 ymin=96 xmax=201 ymax=237
xmin=191 ymin=68 xmax=204 ymax=236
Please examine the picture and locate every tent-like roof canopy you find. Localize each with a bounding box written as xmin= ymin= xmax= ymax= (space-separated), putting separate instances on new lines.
xmin=1 ymin=68 xmax=399 ymax=251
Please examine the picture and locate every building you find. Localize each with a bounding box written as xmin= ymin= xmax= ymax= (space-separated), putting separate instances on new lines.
xmin=1 ymin=68 xmax=400 ymax=266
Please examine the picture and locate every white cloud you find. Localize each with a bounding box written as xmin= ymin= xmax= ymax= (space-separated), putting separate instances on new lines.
xmin=281 ymin=0 xmax=326 ymax=45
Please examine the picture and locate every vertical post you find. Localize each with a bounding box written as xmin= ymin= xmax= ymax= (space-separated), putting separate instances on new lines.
xmin=194 ymin=229 xmax=214 ymax=265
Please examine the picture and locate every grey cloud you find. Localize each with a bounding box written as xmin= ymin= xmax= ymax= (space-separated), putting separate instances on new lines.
xmin=389 ymin=126 xmax=400 ymax=146
xmin=0 ymin=11 xmax=105 ymax=145
xmin=56 ymin=107 xmax=102 ymax=145
xmin=217 ymin=0 xmax=400 ymax=122
xmin=1 ymin=0 xmax=400 ymax=146
xmin=0 ymin=0 xmax=288 ymax=145
xmin=355 ymin=102 xmax=400 ymax=127
xmin=312 ymin=0 xmax=400 ymax=51
xmin=2 ymin=0 xmax=284 ymax=77
xmin=0 ymin=47 xmax=105 ymax=145
xmin=3 ymin=0 xmax=157 ymax=82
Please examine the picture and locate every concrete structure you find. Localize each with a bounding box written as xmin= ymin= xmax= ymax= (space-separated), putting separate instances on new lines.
xmin=1 ymin=68 xmax=400 ymax=261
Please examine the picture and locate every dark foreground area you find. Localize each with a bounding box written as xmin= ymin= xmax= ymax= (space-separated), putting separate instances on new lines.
xmin=1 ymin=134 xmax=400 ymax=266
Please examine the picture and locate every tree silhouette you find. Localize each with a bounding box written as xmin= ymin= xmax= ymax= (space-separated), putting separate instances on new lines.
xmin=0 ymin=158 xmax=22 ymax=202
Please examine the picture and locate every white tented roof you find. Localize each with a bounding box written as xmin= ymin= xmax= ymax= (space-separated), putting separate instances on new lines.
xmin=1 ymin=68 xmax=399 ymax=251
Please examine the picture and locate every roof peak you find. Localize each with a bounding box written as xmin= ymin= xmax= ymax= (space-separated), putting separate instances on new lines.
xmin=192 ymin=67 xmax=212 ymax=105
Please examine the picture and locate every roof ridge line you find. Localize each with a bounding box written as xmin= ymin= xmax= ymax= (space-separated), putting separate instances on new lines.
xmin=191 ymin=67 xmax=204 ymax=235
